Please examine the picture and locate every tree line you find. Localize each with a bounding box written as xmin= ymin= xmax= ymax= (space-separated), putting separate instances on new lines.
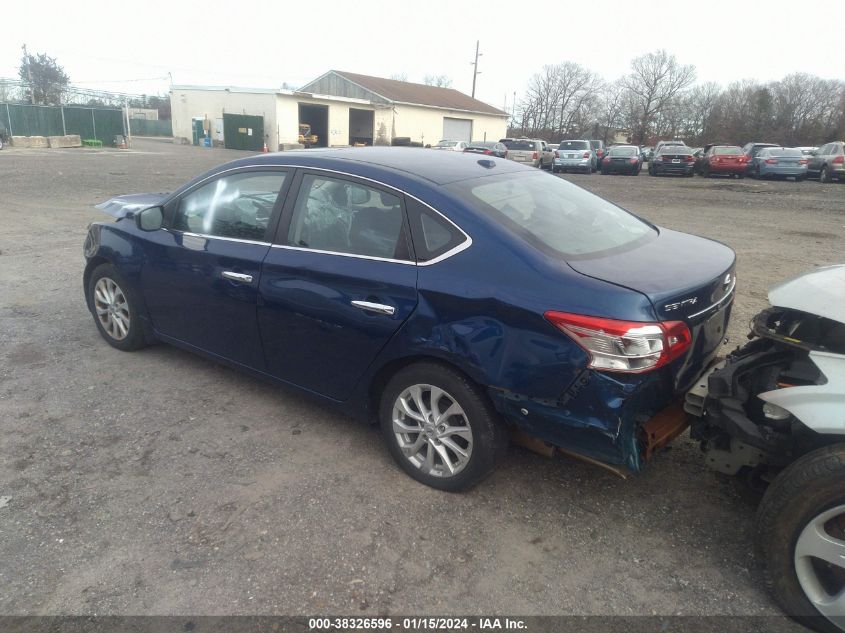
xmin=13 ymin=50 xmax=171 ymax=119
xmin=509 ymin=50 xmax=845 ymax=147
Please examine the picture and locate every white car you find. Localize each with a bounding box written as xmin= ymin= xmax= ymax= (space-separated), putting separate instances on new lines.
xmin=432 ymin=140 xmax=468 ymax=151
xmin=687 ymin=265 xmax=845 ymax=632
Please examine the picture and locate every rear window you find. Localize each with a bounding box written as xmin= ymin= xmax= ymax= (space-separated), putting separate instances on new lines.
xmin=609 ymin=147 xmax=638 ymax=157
xmin=559 ymin=141 xmax=589 ymax=150
xmin=501 ymin=140 xmax=535 ymax=150
xmin=436 ymin=141 xmax=457 ymax=148
xmin=658 ymin=148 xmax=692 ymax=156
xmin=447 ymin=172 xmax=655 ymax=258
xmin=769 ymin=148 xmax=802 ymax=157
xmin=469 ymin=141 xmax=495 ymax=149
xmin=713 ymin=147 xmax=742 ymax=155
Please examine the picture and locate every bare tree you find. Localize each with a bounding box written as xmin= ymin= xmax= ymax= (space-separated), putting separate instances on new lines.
xmin=389 ymin=73 xmax=408 ymax=82
xmin=514 ymin=62 xmax=601 ymax=140
xmin=423 ymin=74 xmax=453 ymax=88
xmin=621 ymin=50 xmax=696 ymax=144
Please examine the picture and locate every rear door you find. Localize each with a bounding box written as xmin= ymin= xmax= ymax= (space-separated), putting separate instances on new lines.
xmin=809 ymin=144 xmax=829 ymax=175
xmin=258 ymin=171 xmax=418 ymax=400
xmin=140 ymin=168 xmax=291 ymax=369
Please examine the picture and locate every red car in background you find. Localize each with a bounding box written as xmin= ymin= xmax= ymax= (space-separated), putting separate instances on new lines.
xmin=697 ymin=145 xmax=748 ymax=178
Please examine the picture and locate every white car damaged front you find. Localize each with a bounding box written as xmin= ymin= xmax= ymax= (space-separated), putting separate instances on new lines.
xmin=687 ymin=265 xmax=845 ymax=632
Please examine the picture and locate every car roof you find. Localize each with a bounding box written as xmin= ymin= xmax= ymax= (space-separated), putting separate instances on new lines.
xmin=205 ymin=147 xmax=529 ymax=186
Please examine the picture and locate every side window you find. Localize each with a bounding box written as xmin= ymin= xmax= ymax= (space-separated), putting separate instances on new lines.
xmin=173 ymin=171 xmax=287 ymax=241
xmin=287 ymin=174 xmax=410 ymax=260
xmin=820 ymin=144 xmax=831 ymax=155
xmin=406 ymin=198 xmax=468 ymax=263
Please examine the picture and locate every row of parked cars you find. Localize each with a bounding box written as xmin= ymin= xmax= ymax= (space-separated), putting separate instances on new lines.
xmin=435 ymin=136 xmax=845 ymax=182
xmin=463 ymin=138 xmax=845 ymax=182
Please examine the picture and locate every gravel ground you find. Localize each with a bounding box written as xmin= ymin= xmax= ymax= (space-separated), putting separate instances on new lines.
xmin=0 ymin=139 xmax=842 ymax=623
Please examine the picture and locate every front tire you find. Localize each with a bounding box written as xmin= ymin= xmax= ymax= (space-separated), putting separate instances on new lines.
xmin=87 ymin=264 xmax=147 ymax=351
xmin=379 ymin=362 xmax=507 ymax=491
xmin=757 ymin=444 xmax=845 ymax=633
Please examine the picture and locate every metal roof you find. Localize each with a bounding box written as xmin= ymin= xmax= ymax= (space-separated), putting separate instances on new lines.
xmin=303 ymin=71 xmax=509 ymax=117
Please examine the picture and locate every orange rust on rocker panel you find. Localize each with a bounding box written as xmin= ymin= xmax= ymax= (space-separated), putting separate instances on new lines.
xmin=641 ymin=401 xmax=689 ymax=461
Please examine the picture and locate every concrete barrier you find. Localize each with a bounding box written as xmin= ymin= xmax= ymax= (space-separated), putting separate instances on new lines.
xmin=47 ymin=135 xmax=83 ymax=148
xmin=11 ymin=136 xmax=49 ymax=148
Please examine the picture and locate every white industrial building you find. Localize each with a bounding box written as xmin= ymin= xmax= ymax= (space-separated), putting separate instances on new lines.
xmin=170 ymin=70 xmax=509 ymax=151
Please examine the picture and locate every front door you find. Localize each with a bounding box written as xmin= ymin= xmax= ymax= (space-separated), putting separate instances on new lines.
xmin=140 ymin=168 xmax=291 ymax=369
xmin=258 ymin=171 xmax=418 ymax=400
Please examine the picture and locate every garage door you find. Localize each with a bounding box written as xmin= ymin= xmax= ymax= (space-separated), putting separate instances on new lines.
xmin=222 ymin=113 xmax=264 ymax=151
xmin=442 ymin=117 xmax=472 ymax=142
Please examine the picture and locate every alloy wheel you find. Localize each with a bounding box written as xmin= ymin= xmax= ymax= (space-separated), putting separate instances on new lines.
xmin=794 ymin=504 xmax=845 ymax=627
xmin=391 ymin=384 xmax=473 ymax=478
xmin=94 ymin=277 xmax=130 ymax=341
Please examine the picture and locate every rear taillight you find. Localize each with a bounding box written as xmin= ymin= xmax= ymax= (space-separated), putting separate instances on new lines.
xmin=554 ymin=151 xmax=560 ymax=158
xmin=661 ymin=155 xmax=670 ymax=161
xmin=484 ymin=149 xmax=492 ymax=155
xmin=798 ymin=158 xmax=808 ymax=165
xmin=504 ymin=150 xmax=508 ymax=158
xmin=765 ymin=158 xmax=778 ymax=164
xmin=833 ymin=155 xmax=844 ymax=164
xmin=532 ymin=151 xmax=539 ymax=160
xmin=603 ymin=156 xmax=610 ymax=163
xmin=544 ymin=311 xmax=692 ymax=373
xmin=583 ymin=152 xmax=591 ymax=159
xmin=684 ymin=155 xmax=695 ymax=162
xmin=630 ymin=157 xmax=638 ymax=164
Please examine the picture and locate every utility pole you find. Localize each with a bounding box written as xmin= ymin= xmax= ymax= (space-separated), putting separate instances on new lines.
xmin=22 ymin=44 xmax=35 ymax=104
xmin=470 ymin=40 xmax=481 ymax=99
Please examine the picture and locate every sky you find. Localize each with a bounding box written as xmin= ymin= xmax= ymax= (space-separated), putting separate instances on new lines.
xmin=3 ymin=0 xmax=842 ymax=109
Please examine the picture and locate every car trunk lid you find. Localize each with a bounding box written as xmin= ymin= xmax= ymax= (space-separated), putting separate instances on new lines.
xmin=567 ymin=228 xmax=736 ymax=390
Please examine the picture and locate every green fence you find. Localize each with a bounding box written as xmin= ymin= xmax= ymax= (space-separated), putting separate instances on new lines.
xmin=0 ymin=103 xmax=128 ymax=145
xmin=128 ymin=118 xmax=172 ymax=137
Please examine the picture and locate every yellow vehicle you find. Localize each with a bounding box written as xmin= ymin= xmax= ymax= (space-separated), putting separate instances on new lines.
xmin=298 ymin=124 xmax=318 ymax=148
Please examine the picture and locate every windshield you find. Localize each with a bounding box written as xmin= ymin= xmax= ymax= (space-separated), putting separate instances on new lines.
xmin=713 ymin=147 xmax=742 ymax=155
xmin=559 ymin=141 xmax=589 ymax=150
xmin=436 ymin=141 xmax=457 ymax=148
xmin=609 ymin=147 xmax=638 ymax=157
xmin=501 ymin=139 xmax=535 ymax=150
xmin=447 ymin=172 xmax=655 ymax=258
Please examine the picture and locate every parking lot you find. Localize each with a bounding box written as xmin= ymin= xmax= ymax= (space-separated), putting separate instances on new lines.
xmin=1 ymin=138 xmax=843 ymax=621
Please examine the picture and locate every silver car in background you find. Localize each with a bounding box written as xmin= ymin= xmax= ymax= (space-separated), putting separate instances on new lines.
xmin=553 ymin=140 xmax=595 ymax=173
xmin=500 ymin=138 xmax=553 ymax=169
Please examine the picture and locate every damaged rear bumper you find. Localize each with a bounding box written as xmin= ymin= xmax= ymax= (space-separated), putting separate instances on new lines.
xmin=488 ymin=366 xmax=689 ymax=474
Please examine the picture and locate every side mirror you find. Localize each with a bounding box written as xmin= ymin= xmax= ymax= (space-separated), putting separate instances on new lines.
xmin=136 ymin=206 xmax=164 ymax=231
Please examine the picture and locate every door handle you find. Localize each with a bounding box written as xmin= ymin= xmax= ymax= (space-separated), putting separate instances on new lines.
xmin=222 ymin=271 xmax=253 ymax=283
xmin=351 ymin=300 xmax=395 ymax=316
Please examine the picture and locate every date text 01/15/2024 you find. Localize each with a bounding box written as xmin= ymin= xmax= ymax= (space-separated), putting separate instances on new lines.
xmin=308 ymin=617 xmax=527 ymax=630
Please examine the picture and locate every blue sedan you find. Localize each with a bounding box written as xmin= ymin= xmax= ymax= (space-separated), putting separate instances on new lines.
xmin=83 ymin=148 xmax=736 ymax=490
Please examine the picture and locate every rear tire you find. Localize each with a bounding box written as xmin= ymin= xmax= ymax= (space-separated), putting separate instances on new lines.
xmin=757 ymin=444 xmax=845 ymax=633
xmin=379 ymin=362 xmax=508 ymax=491
xmin=820 ymin=166 xmax=831 ymax=183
